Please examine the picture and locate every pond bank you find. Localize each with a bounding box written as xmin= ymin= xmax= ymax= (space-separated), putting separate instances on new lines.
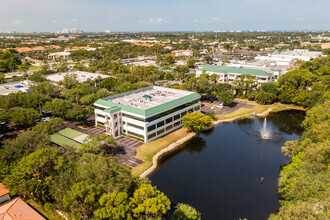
xmin=135 ymin=103 xmax=305 ymax=178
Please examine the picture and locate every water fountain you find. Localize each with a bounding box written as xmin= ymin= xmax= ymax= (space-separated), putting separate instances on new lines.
xmin=259 ymin=118 xmax=272 ymax=139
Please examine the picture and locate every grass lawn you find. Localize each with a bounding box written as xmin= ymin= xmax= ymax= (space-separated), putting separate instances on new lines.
xmin=216 ymin=105 xmax=270 ymax=120
xmin=25 ymin=200 xmax=61 ymax=220
xmin=50 ymin=133 xmax=81 ymax=149
xmin=132 ymin=128 xmax=190 ymax=176
xmin=28 ymin=66 xmax=42 ymax=71
xmin=58 ymin=127 xmax=84 ymax=139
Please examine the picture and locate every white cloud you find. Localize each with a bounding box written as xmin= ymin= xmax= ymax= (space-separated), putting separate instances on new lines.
xmin=138 ymin=18 xmax=169 ymax=24
xmin=193 ymin=17 xmax=234 ymax=23
xmin=11 ymin=19 xmax=27 ymax=25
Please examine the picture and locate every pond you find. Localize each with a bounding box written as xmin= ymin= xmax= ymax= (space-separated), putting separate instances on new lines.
xmin=149 ymin=110 xmax=305 ymax=220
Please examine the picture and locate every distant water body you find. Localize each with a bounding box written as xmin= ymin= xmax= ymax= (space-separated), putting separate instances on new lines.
xmin=150 ymin=110 xmax=305 ymax=220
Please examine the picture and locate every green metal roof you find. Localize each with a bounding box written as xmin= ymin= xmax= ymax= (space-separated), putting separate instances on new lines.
xmin=104 ymin=106 xmax=121 ymax=113
xmin=95 ymin=91 xmax=200 ymax=117
xmin=199 ymin=65 xmax=271 ymax=77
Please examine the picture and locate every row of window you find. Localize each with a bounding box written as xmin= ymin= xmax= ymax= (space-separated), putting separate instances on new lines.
xmin=120 ymin=99 xmax=199 ymax=123
xmin=127 ymin=122 xmax=144 ymax=130
xmin=147 ymin=121 xmax=182 ymax=140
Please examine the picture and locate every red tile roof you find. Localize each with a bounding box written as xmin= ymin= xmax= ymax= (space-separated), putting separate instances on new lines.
xmin=0 ymin=184 xmax=9 ymax=197
xmin=0 ymin=198 xmax=45 ymax=220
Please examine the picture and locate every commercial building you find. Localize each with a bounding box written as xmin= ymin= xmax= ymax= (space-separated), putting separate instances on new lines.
xmin=0 ymin=80 xmax=32 ymax=95
xmin=48 ymin=51 xmax=71 ymax=60
xmin=196 ymin=65 xmax=275 ymax=84
xmin=171 ymin=50 xmax=193 ymax=57
xmin=45 ymin=71 xmax=109 ymax=84
xmin=94 ymin=86 xmax=201 ymax=142
xmin=255 ymin=49 xmax=323 ymax=66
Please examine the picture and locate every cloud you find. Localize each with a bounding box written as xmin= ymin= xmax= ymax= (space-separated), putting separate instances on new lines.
xmin=11 ymin=19 xmax=27 ymax=25
xmin=138 ymin=18 xmax=169 ymax=24
xmin=193 ymin=17 xmax=234 ymax=23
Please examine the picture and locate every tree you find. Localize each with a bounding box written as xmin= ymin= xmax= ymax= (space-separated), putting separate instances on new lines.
xmin=261 ymin=82 xmax=278 ymax=94
xmin=203 ymin=56 xmax=213 ymax=63
xmin=172 ymin=203 xmax=201 ymax=220
xmin=4 ymin=148 xmax=67 ymax=203
xmin=66 ymin=105 xmax=92 ymax=126
xmin=255 ymin=90 xmax=277 ymax=104
xmin=0 ymin=130 xmax=52 ymax=163
xmin=186 ymin=59 xmax=196 ymax=68
xmin=32 ymin=117 xmax=64 ymax=134
xmin=60 ymin=73 xmax=79 ymax=89
xmin=19 ymin=61 xmax=31 ymax=72
xmin=81 ymin=134 xmax=117 ymax=155
xmin=94 ymin=191 xmax=131 ymax=219
xmin=218 ymin=90 xmax=234 ymax=106
xmin=98 ymin=77 xmax=118 ymax=90
xmin=163 ymin=54 xmax=175 ymax=66
xmin=43 ymin=99 xmax=73 ymax=119
xmin=182 ymin=112 xmax=213 ymax=132
xmin=193 ymin=49 xmax=200 ymax=57
xmin=0 ymin=72 xmax=6 ymax=83
xmin=80 ymin=89 xmax=114 ymax=105
xmin=233 ymin=74 xmax=257 ymax=97
xmin=30 ymin=81 xmax=62 ymax=98
xmin=63 ymin=180 xmax=102 ymax=219
xmin=129 ymin=184 xmax=171 ymax=219
xmin=5 ymin=107 xmax=41 ymax=128
xmin=27 ymin=71 xmax=46 ymax=82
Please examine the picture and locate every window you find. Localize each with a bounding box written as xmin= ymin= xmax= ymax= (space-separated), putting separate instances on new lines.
xmin=188 ymin=108 xmax=193 ymax=113
xmin=146 ymin=99 xmax=199 ymax=122
xmin=148 ymin=124 xmax=156 ymax=132
xmin=166 ymin=117 xmax=173 ymax=124
xmin=96 ymin=106 xmax=106 ymax=111
xmin=97 ymin=114 xmax=106 ymax=118
xmin=157 ymin=129 xmax=164 ymax=135
xmin=122 ymin=113 xmax=145 ymax=122
xmin=157 ymin=121 xmax=164 ymax=128
xmin=166 ymin=125 xmax=173 ymax=131
xmin=127 ymin=123 xmax=144 ymax=130
xmin=128 ymin=131 xmax=144 ymax=139
xmin=194 ymin=106 xmax=200 ymax=111
xmin=181 ymin=111 xmax=187 ymax=117
xmin=114 ymin=114 xmax=117 ymax=119
xmin=148 ymin=133 xmax=156 ymax=139
xmin=174 ymin=114 xmax=180 ymax=120
xmin=174 ymin=121 xmax=181 ymax=127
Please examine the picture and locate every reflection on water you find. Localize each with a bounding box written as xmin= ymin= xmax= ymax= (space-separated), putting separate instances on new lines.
xmin=150 ymin=110 xmax=305 ymax=220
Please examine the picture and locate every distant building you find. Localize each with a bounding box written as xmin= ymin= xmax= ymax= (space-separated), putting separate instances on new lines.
xmin=0 ymin=198 xmax=45 ymax=220
xmin=48 ymin=51 xmax=71 ymax=60
xmin=94 ymin=86 xmax=200 ymax=142
xmin=45 ymin=71 xmax=109 ymax=84
xmin=71 ymin=28 xmax=77 ymax=34
xmin=321 ymin=43 xmax=330 ymax=49
xmin=105 ymin=29 xmax=111 ymax=34
xmin=0 ymin=80 xmax=32 ymax=96
xmin=0 ymin=183 xmax=10 ymax=204
xmin=196 ymin=65 xmax=275 ymax=84
xmin=62 ymin=29 xmax=69 ymax=34
xmin=255 ymin=49 xmax=323 ymax=66
xmin=171 ymin=50 xmax=193 ymax=57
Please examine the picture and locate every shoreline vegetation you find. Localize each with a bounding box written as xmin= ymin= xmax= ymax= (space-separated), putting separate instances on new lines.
xmin=133 ymin=101 xmax=306 ymax=177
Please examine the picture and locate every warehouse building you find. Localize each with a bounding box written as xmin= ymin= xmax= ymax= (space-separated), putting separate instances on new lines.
xmin=94 ymin=86 xmax=201 ymax=142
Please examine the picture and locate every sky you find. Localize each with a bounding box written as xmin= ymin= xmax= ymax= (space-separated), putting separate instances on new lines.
xmin=0 ymin=0 xmax=329 ymax=32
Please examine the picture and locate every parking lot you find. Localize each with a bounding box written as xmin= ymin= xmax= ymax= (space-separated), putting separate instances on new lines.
xmin=200 ymin=94 xmax=255 ymax=115
xmin=115 ymin=136 xmax=144 ymax=168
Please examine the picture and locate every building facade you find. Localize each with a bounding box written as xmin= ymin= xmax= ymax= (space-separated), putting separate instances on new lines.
xmin=94 ymin=86 xmax=201 ymax=142
xmin=196 ymin=65 xmax=275 ymax=85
